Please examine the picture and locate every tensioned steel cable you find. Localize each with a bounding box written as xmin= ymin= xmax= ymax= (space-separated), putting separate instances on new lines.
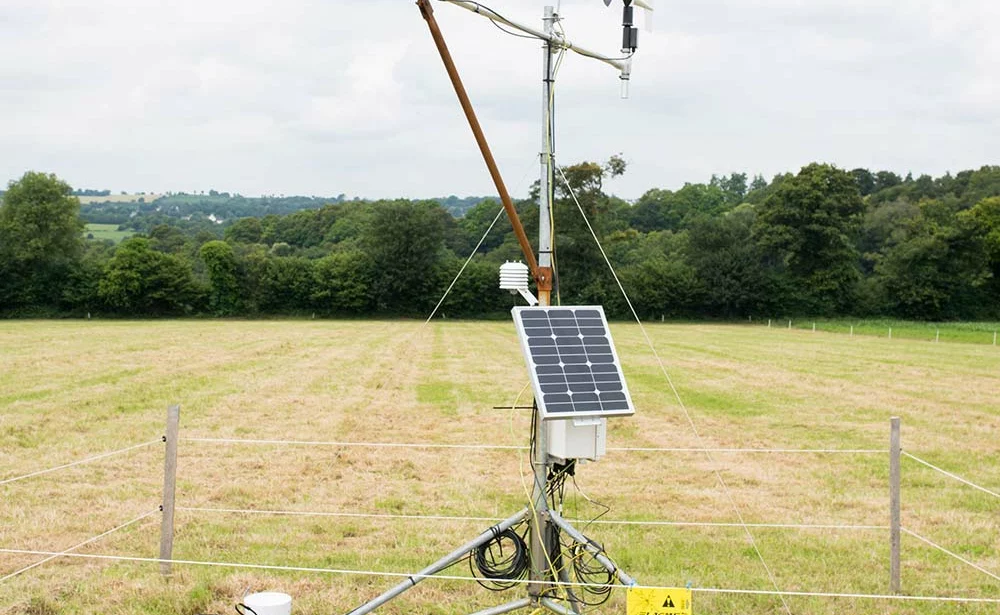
xmin=424 ymin=157 xmax=539 ymax=325
xmin=425 ymin=204 xmax=505 ymax=325
xmin=556 ymin=164 xmax=793 ymax=615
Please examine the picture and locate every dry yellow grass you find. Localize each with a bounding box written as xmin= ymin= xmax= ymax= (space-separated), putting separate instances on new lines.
xmin=0 ymin=320 xmax=997 ymax=614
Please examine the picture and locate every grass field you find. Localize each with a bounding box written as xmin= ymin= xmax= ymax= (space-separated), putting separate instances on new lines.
xmin=766 ymin=319 xmax=1000 ymax=345
xmin=0 ymin=320 xmax=997 ymax=614
xmin=84 ymin=224 xmax=134 ymax=244
xmin=78 ymin=194 xmax=162 ymax=205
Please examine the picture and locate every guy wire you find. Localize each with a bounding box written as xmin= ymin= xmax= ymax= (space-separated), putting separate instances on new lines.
xmin=556 ymin=163 xmax=794 ymax=615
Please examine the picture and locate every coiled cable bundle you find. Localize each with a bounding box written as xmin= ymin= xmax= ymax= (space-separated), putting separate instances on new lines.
xmin=470 ymin=524 xmax=530 ymax=590
xmin=570 ymin=541 xmax=614 ymax=607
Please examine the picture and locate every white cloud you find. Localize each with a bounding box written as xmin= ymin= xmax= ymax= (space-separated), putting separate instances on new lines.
xmin=0 ymin=0 xmax=997 ymax=198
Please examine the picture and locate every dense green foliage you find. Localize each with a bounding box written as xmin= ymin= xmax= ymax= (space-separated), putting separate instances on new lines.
xmin=2 ymin=163 xmax=999 ymax=319
xmin=0 ymin=172 xmax=85 ymax=312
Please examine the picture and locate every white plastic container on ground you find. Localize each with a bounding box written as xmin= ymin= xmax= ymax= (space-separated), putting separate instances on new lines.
xmin=241 ymin=591 xmax=292 ymax=615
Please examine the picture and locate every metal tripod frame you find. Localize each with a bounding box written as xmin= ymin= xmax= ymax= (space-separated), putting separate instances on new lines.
xmin=344 ymin=410 xmax=635 ymax=615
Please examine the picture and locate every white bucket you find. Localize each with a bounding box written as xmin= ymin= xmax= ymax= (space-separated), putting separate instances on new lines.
xmin=241 ymin=592 xmax=292 ymax=615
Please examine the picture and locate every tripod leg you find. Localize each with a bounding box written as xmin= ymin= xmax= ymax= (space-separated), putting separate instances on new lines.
xmin=557 ymin=563 xmax=583 ymax=615
xmin=547 ymin=510 xmax=636 ymax=586
xmin=540 ymin=597 xmax=580 ymax=615
xmin=468 ymin=597 xmax=532 ymax=615
xmin=345 ymin=508 xmax=528 ymax=615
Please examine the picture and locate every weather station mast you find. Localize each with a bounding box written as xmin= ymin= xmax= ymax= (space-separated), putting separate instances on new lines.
xmin=345 ymin=2 xmax=659 ymax=614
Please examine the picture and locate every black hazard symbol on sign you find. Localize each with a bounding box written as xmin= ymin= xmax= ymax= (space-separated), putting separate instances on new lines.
xmin=663 ymin=596 xmax=675 ymax=608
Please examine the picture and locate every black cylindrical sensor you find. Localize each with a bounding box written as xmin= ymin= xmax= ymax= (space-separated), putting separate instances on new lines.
xmin=623 ymin=5 xmax=634 ymax=25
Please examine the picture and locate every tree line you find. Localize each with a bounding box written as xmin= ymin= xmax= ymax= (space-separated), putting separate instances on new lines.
xmin=1 ymin=161 xmax=998 ymax=320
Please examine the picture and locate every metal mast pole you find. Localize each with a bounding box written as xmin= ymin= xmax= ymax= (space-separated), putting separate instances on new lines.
xmin=529 ymin=7 xmax=557 ymax=605
xmin=537 ymin=6 xmax=556 ymax=308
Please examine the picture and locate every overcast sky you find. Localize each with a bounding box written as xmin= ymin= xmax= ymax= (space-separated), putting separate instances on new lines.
xmin=1 ymin=0 xmax=997 ymax=200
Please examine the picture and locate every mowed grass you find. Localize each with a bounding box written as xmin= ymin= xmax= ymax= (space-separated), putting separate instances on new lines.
xmin=769 ymin=319 xmax=1000 ymax=345
xmin=84 ymin=224 xmax=134 ymax=244
xmin=0 ymin=320 xmax=997 ymax=615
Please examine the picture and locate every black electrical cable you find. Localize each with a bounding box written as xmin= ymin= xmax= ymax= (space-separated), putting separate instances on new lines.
xmin=572 ymin=542 xmax=615 ymax=606
xmin=437 ymin=0 xmax=545 ymax=41
xmin=490 ymin=17 xmax=543 ymax=40
xmin=546 ymin=461 xmax=574 ymax=510
xmin=571 ymin=474 xmax=611 ymax=533
xmin=469 ymin=523 xmax=530 ymax=590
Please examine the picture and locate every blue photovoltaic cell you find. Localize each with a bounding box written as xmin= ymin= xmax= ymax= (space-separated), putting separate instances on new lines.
xmin=512 ymin=306 xmax=635 ymax=419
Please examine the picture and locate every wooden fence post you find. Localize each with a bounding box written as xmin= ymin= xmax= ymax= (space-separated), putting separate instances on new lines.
xmin=160 ymin=404 xmax=180 ymax=577
xmin=890 ymin=416 xmax=901 ymax=594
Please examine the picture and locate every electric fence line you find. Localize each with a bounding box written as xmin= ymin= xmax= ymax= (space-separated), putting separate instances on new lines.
xmin=177 ymin=506 xmax=889 ymax=531
xmin=181 ymin=436 xmax=882 ymax=455
xmin=0 ymin=439 xmax=160 ymax=487
xmin=903 ymin=452 xmax=1000 ymax=499
xmin=0 ymin=510 xmax=158 ymax=584
xmin=902 ymin=527 xmax=1000 ymax=583
xmin=1 ymin=547 xmax=998 ymax=605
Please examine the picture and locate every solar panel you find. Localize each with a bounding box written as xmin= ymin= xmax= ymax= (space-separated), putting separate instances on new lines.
xmin=512 ymin=305 xmax=635 ymax=420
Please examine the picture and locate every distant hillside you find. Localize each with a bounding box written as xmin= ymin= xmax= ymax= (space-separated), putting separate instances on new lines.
xmin=80 ymin=193 xmax=345 ymax=227
xmin=436 ymin=195 xmax=493 ymax=217
xmin=79 ymin=192 xmax=493 ymax=230
xmin=77 ymin=193 xmax=162 ymax=205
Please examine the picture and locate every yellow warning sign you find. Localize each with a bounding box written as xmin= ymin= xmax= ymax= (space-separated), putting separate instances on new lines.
xmin=626 ymin=587 xmax=692 ymax=615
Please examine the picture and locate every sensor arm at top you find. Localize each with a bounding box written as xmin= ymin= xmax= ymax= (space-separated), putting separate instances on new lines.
xmin=416 ymin=0 xmax=551 ymax=293
xmin=442 ymin=0 xmax=633 ymax=77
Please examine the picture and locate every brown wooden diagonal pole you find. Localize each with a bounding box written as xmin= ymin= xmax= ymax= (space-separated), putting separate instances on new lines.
xmin=416 ymin=0 xmax=550 ymax=292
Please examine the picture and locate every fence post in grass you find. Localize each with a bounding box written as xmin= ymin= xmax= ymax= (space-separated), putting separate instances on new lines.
xmin=768 ymin=319 xmax=772 ymax=328
xmin=889 ymin=327 xmax=893 ymax=340
xmin=788 ymin=320 xmax=792 ymax=329
xmin=812 ymin=322 xmax=816 ymax=332
xmin=850 ymin=325 xmax=854 ymax=338
xmin=936 ymin=329 xmax=940 ymax=343
xmin=890 ymin=416 xmax=901 ymax=595
xmin=994 ymin=331 xmax=997 ymax=346
xmin=160 ymin=404 xmax=180 ymax=577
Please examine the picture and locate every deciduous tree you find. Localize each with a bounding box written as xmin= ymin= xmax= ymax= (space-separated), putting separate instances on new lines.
xmin=753 ymin=163 xmax=864 ymax=314
xmin=0 ymin=172 xmax=84 ymax=310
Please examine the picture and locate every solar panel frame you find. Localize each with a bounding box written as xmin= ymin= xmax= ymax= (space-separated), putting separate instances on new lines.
xmin=512 ymin=305 xmax=636 ymax=420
